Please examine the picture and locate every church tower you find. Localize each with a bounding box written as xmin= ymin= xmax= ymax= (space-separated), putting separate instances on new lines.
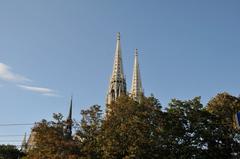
xmin=64 ymin=97 xmax=73 ymax=139
xmin=106 ymin=32 xmax=127 ymax=105
xmin=130 ymin=49 xmax=143 ymax=102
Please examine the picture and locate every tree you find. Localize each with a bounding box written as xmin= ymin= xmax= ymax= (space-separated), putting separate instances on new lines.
xmin=27 ymin=113 xmax=80 ymax=159
xmin=101 ymin=95 xmax=163 ymax=159
xmin=0 ymin=144 xmax=23 ymax=159
xmin=162 ymin=97 xmax=209 ymax=158
xmin=75 ymin=105 xmax=103 ymax=159
xmin=23 ymin=93 xmax=240 ymax=158
xmin=206 ymin=92 xmax=240 ymax=158
xmin=207 ymin=92 xmax=240 ymax=128
xmin=161 ymin=96 xmax=240 ymax=159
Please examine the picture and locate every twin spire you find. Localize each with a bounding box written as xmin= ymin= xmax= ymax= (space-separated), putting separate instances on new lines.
xmin=106 ymin=32 xmax=127 ymax=105
xmin=111 ymin=32 xmax=126 ymax=85
xmin=23 ymin=34 xmax=142 ymax=150
xmin=130 ymin=49 xmax=143 ymax=102
xmin=106 ymin=33 xmax=143 ymax=105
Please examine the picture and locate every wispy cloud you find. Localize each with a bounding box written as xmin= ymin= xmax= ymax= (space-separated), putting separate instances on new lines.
xmin=18 ymin=85 xmax=60 ymax=97
xmin=0 ymin=62 xmax=59 ymax=97
xmin=42 ymin=93 xmax=61 ymax=97
xmin=0 ymin=63 xmax=31 ymax=83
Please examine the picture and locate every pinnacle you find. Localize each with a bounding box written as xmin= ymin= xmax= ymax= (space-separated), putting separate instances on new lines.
xmin=117 ymin=32 xmax=120 ymax=40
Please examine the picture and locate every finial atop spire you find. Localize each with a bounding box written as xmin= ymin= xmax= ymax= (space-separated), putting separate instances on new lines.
xmin=117 ymin=32 xmax=120 ymax=40
xmin=135 ymin=48 xmax=138 ymax=56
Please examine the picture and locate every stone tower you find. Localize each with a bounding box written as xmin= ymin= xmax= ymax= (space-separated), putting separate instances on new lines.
xmin=20 ymin=132 xmax=27 ymax=153
xmin=106 ymin=32 xmax=127 ymax=105
xmin=130 ymin=49 xmax=143 ymax=102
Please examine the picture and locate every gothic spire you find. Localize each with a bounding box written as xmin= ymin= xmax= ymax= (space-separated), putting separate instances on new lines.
xmin=111 ymin=32 xmax=125 ymax=81
xmin=21 ymin=132 xmax=27 ymax=153
xmin=106 ymin=32 xmax=127 ymax=105
xmin=130 ymin=49 xmax=143 ymax=102
xmin=67 ymin=96 xmax=72 ymax=121
xmin=65 ymin=97 xmax=73 ymax=139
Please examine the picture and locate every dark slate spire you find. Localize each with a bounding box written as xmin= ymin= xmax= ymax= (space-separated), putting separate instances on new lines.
xmin=67 ymin=97 xmax=72 ymax=120
xmin=65 ymin=97 xmax=73 ymax=139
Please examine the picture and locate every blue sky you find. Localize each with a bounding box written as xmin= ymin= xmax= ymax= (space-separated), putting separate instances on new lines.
xmin=0 ymin=0 xmax=240 ymax=146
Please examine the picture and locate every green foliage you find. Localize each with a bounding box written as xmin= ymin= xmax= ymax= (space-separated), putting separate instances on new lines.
xmin=161 ymin=94 xmax=240 ymax=158
xmin=24 ymin=92 xmax=240 ymax=158
xmin=0 ymin=144 xmax=22 ymax=159
xmin=102 ymin=95 xmax=163 ymax=159
xmin=206 ymin=92 xmax=240 ymax=158
xmin=207 ymin=92 xmax=240 ymax=128
xmin=27 ymin=113 xmax=80 ymax=159
xmin=76 ymin=105 xmax=103 ymax=159
xmin=162 ymin=97 xmax=234 ymax=158
xmin=162 ymin=97 xmax=205 ymax=158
